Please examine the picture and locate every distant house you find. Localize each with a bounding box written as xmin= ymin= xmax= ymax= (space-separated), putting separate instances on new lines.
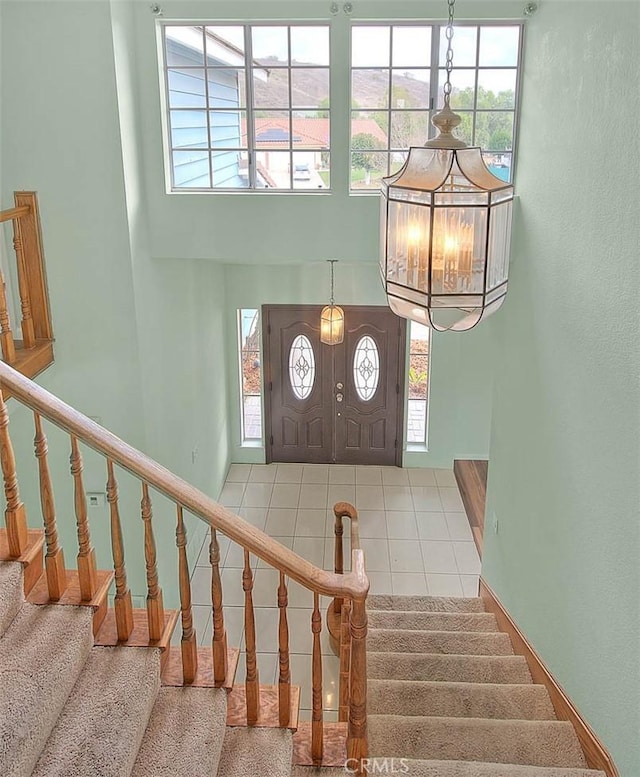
xmin=243 ymin=117 xmax=387 ymax=175
xmin=166 ymin=27 xmax=267 ymax=188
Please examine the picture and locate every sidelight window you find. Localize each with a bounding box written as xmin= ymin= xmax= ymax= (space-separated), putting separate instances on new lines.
xmin=238 ymin=309 xmax=262 ymax=441
xmin=407 ymin=322 xmax=430 ymax=445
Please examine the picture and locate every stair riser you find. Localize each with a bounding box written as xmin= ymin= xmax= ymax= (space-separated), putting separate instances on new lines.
xmin=368 ymin=680 xmax=556 ymax=720
xmin=368 ymin=653 xmax=532 ymax=684
xmin=368 ymin=629 xmax=514 ymax=655
xmin=369 ymin=716 xmax=587 ymax=768
xmin=369 ymin=595 xmax=485 ymax=613
xmin=369 ymin=612 xmax=498 ymax=632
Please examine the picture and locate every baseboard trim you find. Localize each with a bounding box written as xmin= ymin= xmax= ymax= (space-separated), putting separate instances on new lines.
xmin=479 ymin=578 xmax=619 ymax=777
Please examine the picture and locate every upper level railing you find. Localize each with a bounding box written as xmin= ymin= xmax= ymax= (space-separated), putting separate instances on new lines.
xmin=0 ymin=360 xmax=369 ymax=770
xmin=0 ymin=193 xmax=54 ymax=381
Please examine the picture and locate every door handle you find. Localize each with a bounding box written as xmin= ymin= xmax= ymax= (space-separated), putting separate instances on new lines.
xmin=336 ymin=393 xmax=343 ymax=402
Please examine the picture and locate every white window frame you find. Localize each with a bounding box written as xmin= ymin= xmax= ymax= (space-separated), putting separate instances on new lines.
xmin=159 ymin=22 xmax=331 ymax=193
xmin=349 ymin=21 xmax=524 ymax=193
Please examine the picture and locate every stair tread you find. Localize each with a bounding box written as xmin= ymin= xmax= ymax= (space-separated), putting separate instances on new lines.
xmin=33 ymin=646 xmax=161 ymax=777
xmin=368 ymin=678 xmax=556 ymax=720
xmin=368 ymin=651 xmax=532 ymax=683
xmin=0 ymin=602 xmax=93 ymax=777
xmin=369 ymin=610 xmax=498 ymax=632
xmin=132 ymin=686 xmax=227 ymax=776
xmin=369 ymin=628 xmax=514 ymax=655
xmin=369 ymin=595 xmax=485 ymax=613
xmin=0 ymin=561 xmax=23 ymax=638
xmin=216 ymin=726 xmax=293 ymax=777
xmin=369 ymin=715 xmax=587 ymax=769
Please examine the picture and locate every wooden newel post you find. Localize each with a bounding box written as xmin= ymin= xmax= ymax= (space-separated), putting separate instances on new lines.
xmin=107 ymin=459 xmax=133 ymax=641
xmin=0 ymin=388 xmax=27 ymax=557
xmin=70 ymin=436 xmax=98 ymax=601
xmin=176 ymin=505 xmax=197 ymax=683
xmin=34 ymin=413 xmax=66 ymax=599
xmin=141 ymin=482 xmax=165 ymax=641
xmin=338 ymin=600 xmax=351 ymax=723
xmin=333 ymin=510 xmax=344 ymax=615
xmin=12 ymin=219 xmax=36 ymax=349
xmin=347 ymin=596 xmax=368 ymax=771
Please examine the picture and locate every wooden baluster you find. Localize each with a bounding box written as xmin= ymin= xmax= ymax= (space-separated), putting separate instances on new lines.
xmin=0 ymin=268 xmax=16 ymax=364
xmin=277 ymin=571 xmax=291 ymax=726
xmin=176 ymin=505 xmax=197 ymax=683
xmin=12 ymin=218 xmax=35 ymax=349
xmin=243 ymin=549 xmax=260 ymax=725
xmin=0 ymin=389 xmax=27 ymax=557
xmin=338 ymin=600 xmax=351 ymax=723
xmin=209 ymin=528 xmax=227 ymax=685
xmin=346 ymin=596 xmax=368 ymax=767
xmin=333 ymin=511 xmax=344 ymax=617
xmin=311 ymin=592 xmax=324 ymax=766
xmin=34 ymin=413 xmax=66 ymax=599
xmin=107 ymin=459 xmax=133 ymax=641
xmin=70 ymin=436 xmax=97 ymax=600
xmin=141 ymin=482 xmax=165 ymax=641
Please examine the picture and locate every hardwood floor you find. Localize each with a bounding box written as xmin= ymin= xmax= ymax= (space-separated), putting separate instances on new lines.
xmin=453 ymin=460 xmax=488 ymax=558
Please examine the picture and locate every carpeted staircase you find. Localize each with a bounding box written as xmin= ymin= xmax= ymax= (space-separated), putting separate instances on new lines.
xmin=0 ymin=561 xmax=606 ymax=777
xmin=365 ymin=594 xmax=606 ymax=777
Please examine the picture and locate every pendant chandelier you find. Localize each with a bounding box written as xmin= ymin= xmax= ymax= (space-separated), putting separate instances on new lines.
xmin=379 ymin=0 xmax=514 ymax=331
xmin=320 ymin=260 xmax=345 ymax=345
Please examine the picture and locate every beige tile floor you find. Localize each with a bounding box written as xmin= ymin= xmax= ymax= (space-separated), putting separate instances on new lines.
xmin=190 ymin=462 xmax=481 ymax=721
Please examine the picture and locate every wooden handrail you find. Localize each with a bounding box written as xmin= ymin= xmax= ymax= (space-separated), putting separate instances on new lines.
xmin=0 ymin=360 xmax=369 ymax=601
xmin=0 ymin=205 xmax=30 ymax=224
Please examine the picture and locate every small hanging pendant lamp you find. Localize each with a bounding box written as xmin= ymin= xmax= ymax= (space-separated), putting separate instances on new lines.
xmin=320 ymin=260 xmax=345 ymax=345
xmin=379 ymin=0 xmax=514 ymax=332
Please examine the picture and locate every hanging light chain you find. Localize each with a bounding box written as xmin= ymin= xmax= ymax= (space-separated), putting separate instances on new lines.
xmin=443 ymin=0 xmax=456 ymax=107
xmin=329 ymin=260 xmax=336 ymax=305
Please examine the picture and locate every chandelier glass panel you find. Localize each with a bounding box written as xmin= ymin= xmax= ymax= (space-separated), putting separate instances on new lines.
xmin=379 ymin=0 xmax=514 ymax=332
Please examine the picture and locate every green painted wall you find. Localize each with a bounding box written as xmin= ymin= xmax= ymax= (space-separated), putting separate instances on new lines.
xmin=482 ymin=3 xmax=640 ymax=775
xmin=0 ymin=0 xmax=232 ymax=601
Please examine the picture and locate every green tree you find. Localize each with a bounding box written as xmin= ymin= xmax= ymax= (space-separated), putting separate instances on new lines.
xmin=351 ymin=133 xmax=382 ymax=185
xmin=487 ymin=129 xmax=512 ymax=151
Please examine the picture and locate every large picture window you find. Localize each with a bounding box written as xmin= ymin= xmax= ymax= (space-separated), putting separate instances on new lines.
xmin=162 ymin=24 xmax=330 ymax=191
xmin=350 ymin=23 xmax=522 ymax=190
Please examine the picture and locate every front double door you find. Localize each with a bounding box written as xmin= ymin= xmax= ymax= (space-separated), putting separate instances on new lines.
xmin=264 ymin=305 xmax=406 ymax=466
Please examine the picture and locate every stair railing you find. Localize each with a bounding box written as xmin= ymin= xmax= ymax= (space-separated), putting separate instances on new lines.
xmin=0 ymin=360 xmax=369 ymax=771
xmin=0 ymin=193 xmax=54 ymax=380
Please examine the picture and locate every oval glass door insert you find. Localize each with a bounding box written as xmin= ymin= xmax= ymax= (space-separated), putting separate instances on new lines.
xmin=353 ymin=335 xmax=380 ymax=401
xmin=289 ymin=334 xmax=316 ymax=400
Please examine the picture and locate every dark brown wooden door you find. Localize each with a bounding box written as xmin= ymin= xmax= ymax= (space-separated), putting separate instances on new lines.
xmin=264 ymin=305 xmax=406 ymax=465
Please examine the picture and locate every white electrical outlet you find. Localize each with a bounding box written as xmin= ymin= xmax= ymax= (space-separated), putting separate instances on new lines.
xmin=86 ymin=492 xmax=106 ymax=508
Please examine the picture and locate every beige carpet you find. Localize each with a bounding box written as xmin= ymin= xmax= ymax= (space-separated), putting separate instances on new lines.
xmin=0 ymin=560 xmax=607 ymax=777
